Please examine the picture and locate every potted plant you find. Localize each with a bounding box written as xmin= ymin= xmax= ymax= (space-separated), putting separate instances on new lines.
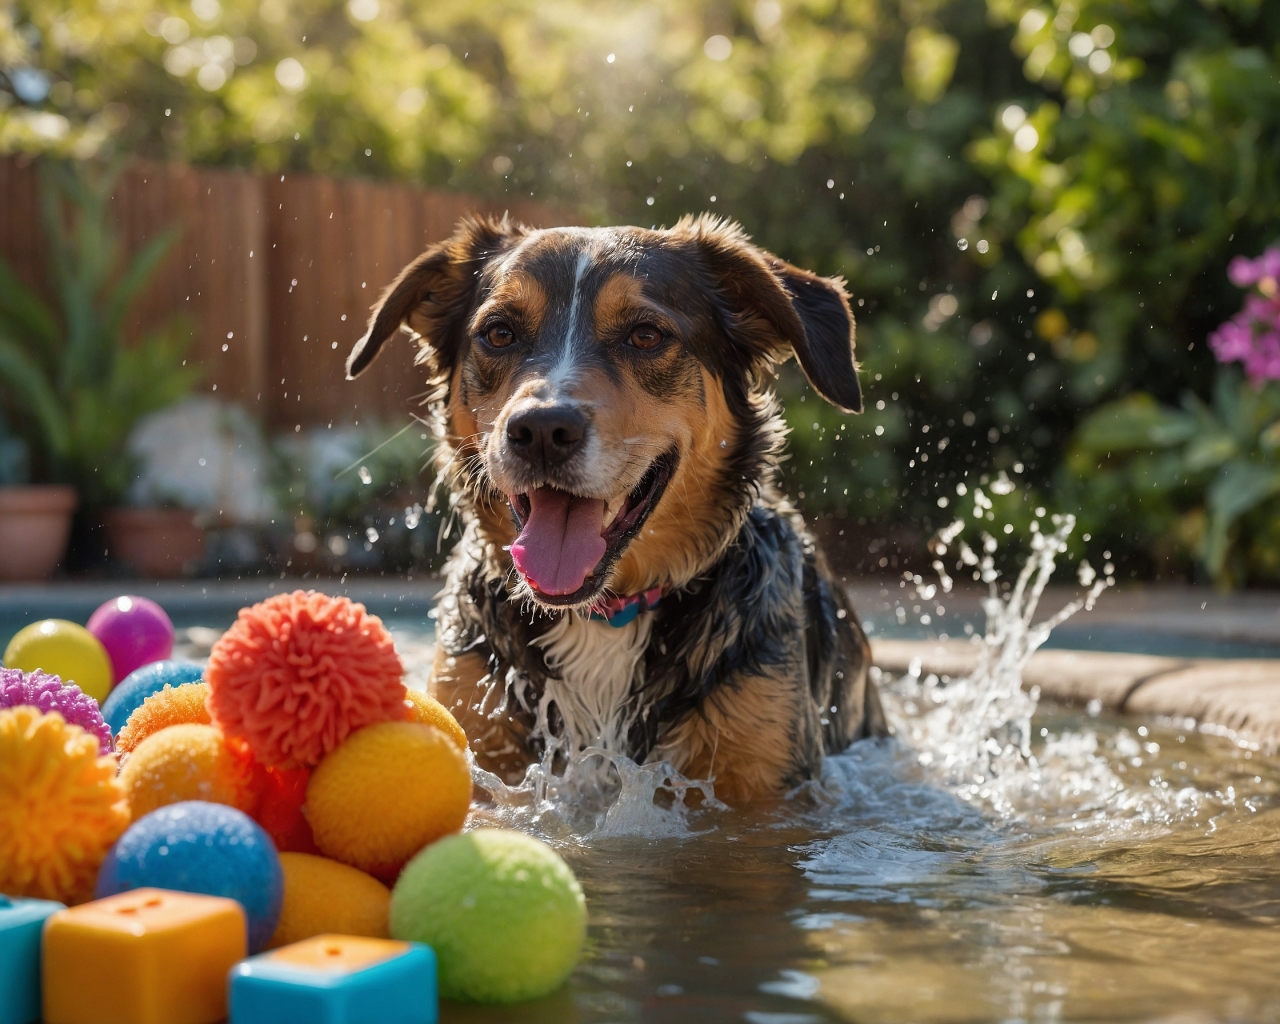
xmin=0 ymin=161 xmax=199 ymax=579
xmin=0 ymin=409 xmax=76 ymax=580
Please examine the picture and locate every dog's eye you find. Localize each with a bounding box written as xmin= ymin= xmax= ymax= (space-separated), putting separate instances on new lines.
xmin=483 ymin=323 xmax=517 ymax=349
xmin=628 ymin=324 xmax=664 ymax=351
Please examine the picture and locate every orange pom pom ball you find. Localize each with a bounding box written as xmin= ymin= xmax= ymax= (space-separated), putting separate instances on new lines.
xmin=116 ymin=682 xmax=211 ymax=756
xmin=207 ymin=591 xmax=406 ymax=770
xmin=268 ymin=852 xmax=391 ymax=949
xmin=118 ymin=723 xmax=259 ymax=819
xmin=306 ymin=721 xmax=470 ymax=878
xmin=0 ymin=707 xmax=130 ymax=904
xmin=255 ymin=765 xmax=319 ymax=855
xmin=403 ymin=689 xmax=468 ymax=752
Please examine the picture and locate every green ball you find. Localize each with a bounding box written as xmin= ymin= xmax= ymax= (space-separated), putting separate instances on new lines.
xmin=389 ymin=828 xmax=586 ymax=1003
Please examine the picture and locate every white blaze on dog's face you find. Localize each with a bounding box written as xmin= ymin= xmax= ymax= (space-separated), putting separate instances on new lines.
xmin=346 ymin=215 xmax=863 ymax=610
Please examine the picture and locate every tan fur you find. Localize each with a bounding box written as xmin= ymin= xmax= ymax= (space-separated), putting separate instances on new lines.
xmin=609 ymin=367 xmax=741 ymax=594
xmin=652 ymin=671 xmax=823 ymax=805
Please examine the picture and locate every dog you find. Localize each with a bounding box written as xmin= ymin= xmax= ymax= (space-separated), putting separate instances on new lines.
xmin=345 ymin=214 xmax=886 ymax=804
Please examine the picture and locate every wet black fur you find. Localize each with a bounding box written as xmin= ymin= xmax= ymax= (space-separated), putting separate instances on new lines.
xmin=349 ymin=214 xmax=887 ymax=793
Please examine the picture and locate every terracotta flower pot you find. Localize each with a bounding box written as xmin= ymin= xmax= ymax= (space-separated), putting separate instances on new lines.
xmin=105 ymin=507 xmax=206 ymax=579
xmin=0 ymin=486 xmax=78 ymax=581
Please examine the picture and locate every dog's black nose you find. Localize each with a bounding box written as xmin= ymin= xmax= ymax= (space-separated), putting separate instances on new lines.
xmin=506 ymin=405 xmax=587 ymax=468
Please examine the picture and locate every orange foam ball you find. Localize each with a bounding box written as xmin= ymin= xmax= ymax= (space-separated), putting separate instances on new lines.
xmin=118 ymin=723 xmax=259 ymax=819
xmin=116 ymin=682 xmax=211 ymax=757
xmin=0 ymin=707 xmax=130 ymax=904
xmin=403 ymin=689 xmax=468 ymax=752
xmin=306 ymin=721 xmax=471 ymax=879
xmin=207 ymin=591 xmax=406 ymax=770
xmin=268 ymin=852 xmax=390 ymax=949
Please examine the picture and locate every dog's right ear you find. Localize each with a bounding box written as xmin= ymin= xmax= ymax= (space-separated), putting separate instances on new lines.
xmin=346 ymin=215 xmax=518 ymax=379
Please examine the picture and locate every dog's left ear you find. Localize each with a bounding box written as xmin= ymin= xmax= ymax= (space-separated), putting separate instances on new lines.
xmin=346 ymin=215 xmax=519 ymax=380
xmin=680 ymin=216 xmax=863 ymax=414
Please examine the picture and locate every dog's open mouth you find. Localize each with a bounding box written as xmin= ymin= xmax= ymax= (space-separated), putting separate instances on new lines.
xmin=507 ymin=451 xmax=676 ymax=602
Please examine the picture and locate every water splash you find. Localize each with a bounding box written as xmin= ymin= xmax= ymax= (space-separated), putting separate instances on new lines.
xmin=885 ymin=511 xmax=1206 ymax=827
xmin=468 ymin=506 xmax=1205 ymax=840
xmin=470 ymin=744 xmax=724 ymax=842
xmin=902 ymin=513 xmax=1109 ymax=793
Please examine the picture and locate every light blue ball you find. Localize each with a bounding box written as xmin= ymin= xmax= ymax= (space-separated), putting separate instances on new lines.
xmin=100 ymin=660 xmax=205 ymax=735
xmin=96 ymin=801 xmax=284 ymax=952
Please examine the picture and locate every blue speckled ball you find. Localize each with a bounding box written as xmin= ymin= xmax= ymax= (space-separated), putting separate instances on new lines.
xmin=96 ymin=801 xmax=283 ymax=951
xmin=100 ymin=660 xmax=205 ymax=735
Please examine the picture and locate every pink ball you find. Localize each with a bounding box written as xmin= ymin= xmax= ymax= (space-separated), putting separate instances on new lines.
xmin=86 ymin=596 xmax=175 ymax=685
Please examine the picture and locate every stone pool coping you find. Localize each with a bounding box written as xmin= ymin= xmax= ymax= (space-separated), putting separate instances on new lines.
xmin=872 ymin=638 xmax=1280 ymax=749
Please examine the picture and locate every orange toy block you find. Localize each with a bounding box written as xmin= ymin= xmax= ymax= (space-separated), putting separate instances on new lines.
xmin=42 ymin=888 xmax=247 ymax=1024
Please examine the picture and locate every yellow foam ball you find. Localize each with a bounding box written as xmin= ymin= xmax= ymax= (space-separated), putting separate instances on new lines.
xmin=0 ymin=707 xmax=129 ymax=904
xmin=404 ymin=689 xmax=469 ymax=752
xmin=118 ymin=723 xmax=258 ymax=819
xmin=307 ymin=722 xmax=471 ymax=878
xmin=116 ymin=682 xmax=211 ymax=756
xmin=268 ymin=852 xmax=391 ymax=949
xmin=5 ymin=620 xmax=114 ymax=703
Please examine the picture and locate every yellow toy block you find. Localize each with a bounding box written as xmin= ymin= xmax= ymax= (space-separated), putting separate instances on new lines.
xmin=42 ymin=888 xmax=247 ymax=1024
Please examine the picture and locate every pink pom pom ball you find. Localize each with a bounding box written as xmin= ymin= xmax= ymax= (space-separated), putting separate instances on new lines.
xmin=86 ymin=596 xmax=175 ymax=685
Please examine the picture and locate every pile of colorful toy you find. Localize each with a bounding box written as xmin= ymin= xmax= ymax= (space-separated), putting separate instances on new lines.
xmin=0 ymin=590 xmax=586 ymax=1024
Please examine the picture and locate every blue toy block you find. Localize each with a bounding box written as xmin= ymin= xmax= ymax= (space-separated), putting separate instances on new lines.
xmin=228 ymin=935 xmax=437 ymax=1024
xmin=0 ymin=895 xmax=64 ymax=1024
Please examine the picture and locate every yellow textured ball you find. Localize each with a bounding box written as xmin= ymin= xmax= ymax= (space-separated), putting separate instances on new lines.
xmin=0 ymin=707 xmax=130 ymax=904
xmin=4 ymin=620 xmax=114 ymax=703
xmin=268 ymin=852 xmax=391 ymax=949
xmin=307 ymin=721 xmax=471 ymax=878
xmin=116 ymin=682 xmax=211 ymax=756
xmin=404 ymin=689 xmax=469 ymax=752
xmin=119 ymin=723 xmax=259 ymax=819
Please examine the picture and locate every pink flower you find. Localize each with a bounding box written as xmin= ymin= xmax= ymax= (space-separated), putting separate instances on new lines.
xmin=1209 ymin=318 xmax=1254 ymax=364
xmin=1212 ymin=247 xmax=1280 ymax=384
xmin=1227 ymin=249 xmax=1280 ymax=289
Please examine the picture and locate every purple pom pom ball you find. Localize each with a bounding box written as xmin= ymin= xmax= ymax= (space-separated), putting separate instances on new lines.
xmin=87 ymin=596 xmax=175 ymax=685
xmin=0 ymin=667 xmax=112 ymax=753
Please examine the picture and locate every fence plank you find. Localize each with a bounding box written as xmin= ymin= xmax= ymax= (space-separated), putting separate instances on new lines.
xmin=0 ymin=155 xmax=572 ymax=433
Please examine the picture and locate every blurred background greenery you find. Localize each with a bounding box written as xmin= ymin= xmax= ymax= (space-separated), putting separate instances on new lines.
xmin=2 ymin=0 xmax=1278 ymax=584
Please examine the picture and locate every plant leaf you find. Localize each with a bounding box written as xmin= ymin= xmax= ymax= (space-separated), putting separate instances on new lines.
xmin=1074 ymin=393 xmax=1197 ymax=452
xmin=104 ymin=225 xmax=182 ymax=341
xmin=0 ymin=256 xmax=59 ymax=357
xmin=0 ymin=334 xmax=70 ymax=461
xmin=1207 ymin=460 xmax=1280 ymax=520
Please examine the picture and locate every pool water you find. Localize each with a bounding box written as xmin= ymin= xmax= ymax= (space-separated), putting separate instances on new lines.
xmin=439 ymin=677 xmax=1280 ymax=1024
xmin=436 ymin=521 xmax=1280 ymax=1024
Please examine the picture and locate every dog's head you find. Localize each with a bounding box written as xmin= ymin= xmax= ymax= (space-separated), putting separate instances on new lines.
xmin=347 ymin=214 xmax=861 ymax=610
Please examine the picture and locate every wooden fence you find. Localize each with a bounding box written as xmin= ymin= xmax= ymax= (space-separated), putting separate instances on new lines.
xmin=0 ymin=157 xmax=571 ymax=430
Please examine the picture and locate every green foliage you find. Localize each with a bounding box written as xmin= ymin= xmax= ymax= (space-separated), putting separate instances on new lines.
xmin=273 ymin=419 xmax=434 ymax=525
xmin=4 ymin=0 xmax=1279 ymax=580
xmin=1066 ymin=372 xmax=1280 ymax=587
xmin=272 ymin=420 xmax=444 ymax=570
xmin=0 ymin=162 xmax=199 ymax=507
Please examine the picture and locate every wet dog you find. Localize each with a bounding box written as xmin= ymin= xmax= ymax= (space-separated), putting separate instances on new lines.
xmin=346 ymin=214 xmax=886 ymax=803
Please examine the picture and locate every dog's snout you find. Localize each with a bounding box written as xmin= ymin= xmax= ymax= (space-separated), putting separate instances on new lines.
xmin=505 ymin=405 xmax=587 ymax=468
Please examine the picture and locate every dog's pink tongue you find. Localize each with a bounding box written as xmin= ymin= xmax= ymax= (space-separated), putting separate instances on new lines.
xmin=511 ymin=488 xmax=607 ymax=596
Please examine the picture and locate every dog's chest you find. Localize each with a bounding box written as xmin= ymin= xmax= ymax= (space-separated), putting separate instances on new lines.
xmin=532 ymin=613 xmax=653 ymax=752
